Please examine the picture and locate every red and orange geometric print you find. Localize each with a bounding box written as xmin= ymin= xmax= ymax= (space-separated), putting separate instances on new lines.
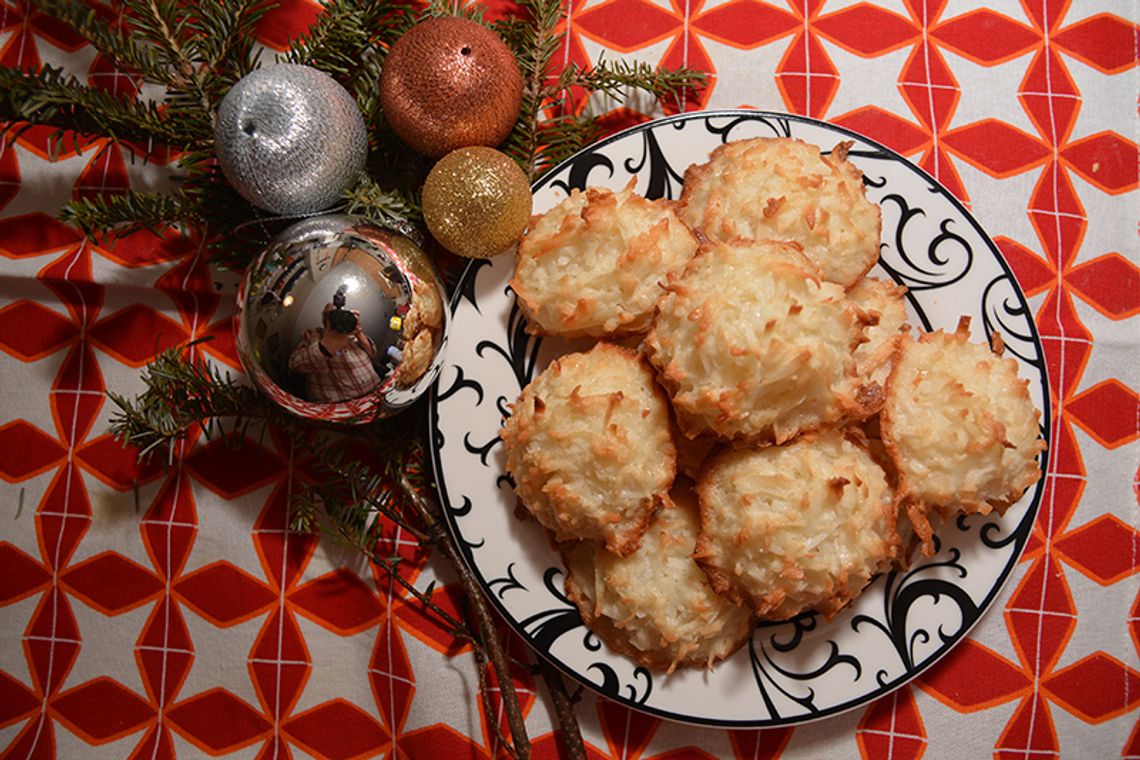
xmin=1 ymin=0 xmax=1138 ymax=757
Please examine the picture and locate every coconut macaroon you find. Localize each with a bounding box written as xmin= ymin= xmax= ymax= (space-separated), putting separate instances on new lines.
xmin=512 ymin=185 xmax=699 ymax=339
xmin=847 ymin=276 xmax=910 ymax=387
xmin=880 ymin=318 xmax=1045 ymax=553
xmin=694 ymin=430 xmax=901 ymax=621
xmin=646 ymin=238 xmax=877 ymax=445
xmin=563 ymin=483 xmax=753 ymax=672
xmin=678 ymin=137 xmax=880 ymax=288
xmin=500 ymin=342 xmax=676 ymax=556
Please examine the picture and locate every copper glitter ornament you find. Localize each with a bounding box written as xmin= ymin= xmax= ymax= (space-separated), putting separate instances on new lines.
xmin=380 ymin=17 xmax=523 ymax=158
xmin=422 ymin=147 xmax=532 ymax=259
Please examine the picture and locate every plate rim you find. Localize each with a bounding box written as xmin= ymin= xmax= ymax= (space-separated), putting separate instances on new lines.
xmin=427 ymin=108 xmax=1051 ymax=727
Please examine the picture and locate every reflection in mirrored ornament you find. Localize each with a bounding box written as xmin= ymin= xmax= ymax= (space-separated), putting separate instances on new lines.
xmin=236 ymin=215 xmax=449 ymax=422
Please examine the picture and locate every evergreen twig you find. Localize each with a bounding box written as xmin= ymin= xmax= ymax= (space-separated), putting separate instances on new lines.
xmin=498 ymin=0 xmax=565 ymax=181
xmin=29 ymin=0 xmax=168 ymax=83
xmin=106 ymin=339 xmax=273 ymax=461
xmin=189 ymin=0 xmax=275 ymax=96
xmin=498 ymin=0 xmax=706 ymax=179
xmin=122 ymin=0 xmax=213 ymax=126
xmin=59 ymin=190 xmax=191 ymax=239
xmin=343 ymin=173 xmax=424 ymax=225
xmin=563 ymin=58 xmax=705 ymax=107
xmin=0 ymin=65 xmax=194 ymax=146
xmin=285 ymin=0 xmax=414 ymax=77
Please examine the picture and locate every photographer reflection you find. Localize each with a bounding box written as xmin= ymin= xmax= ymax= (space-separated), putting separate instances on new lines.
xmin=288 ymin=285 xmax=381 ymax=402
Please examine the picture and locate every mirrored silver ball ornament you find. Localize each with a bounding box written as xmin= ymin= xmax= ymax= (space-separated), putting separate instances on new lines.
xmin=235 ymin=215 xmax=449 ymax=422
xmin=215 ymin=64 xmax=367 ymax=215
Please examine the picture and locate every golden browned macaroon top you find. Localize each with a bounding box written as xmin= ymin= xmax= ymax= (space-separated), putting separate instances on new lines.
xmin=562 ymin=482 xmax=753 ymax=673
xmin=646 ymin=238 xmax=878 ymax=445
xmin=500 ymin=342 xmax=676 ymax=556
xmin=679 ymin=137 xmax=881 ymax=288
xmin=512 ymin=185 xmax=699 ymax=339
xmin=694 ymin=429 xmax=901 ymax=621
xmin=880 ymin=317 xmax=1045 ymax=554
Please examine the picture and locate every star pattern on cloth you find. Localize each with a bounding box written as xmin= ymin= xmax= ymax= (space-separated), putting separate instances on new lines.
xmin=0 ymin=0 xmax=1137 ymax=757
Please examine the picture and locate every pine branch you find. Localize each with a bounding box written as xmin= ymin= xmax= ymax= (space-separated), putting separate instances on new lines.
xmin=343 ymin=173 xmax=424 ymax=225
xmin=109 ymin=342 xmax=534 ymax=759
xmin=311 ymin=472 xmax=536 ymax=760
xmin=0 ymin=65 xmax=197 ymax=146
xmin=530 ymin=113 xmax=599 ymax=179
xmin=186 ymin=0 xmax=274 ymax=97
xmin=558 ymin=58 xmax=706 ymax=105
xmin=424 ymin=0 xmax=486 ymax=22
xmin=294 ymin=465 xmax=476 ymax=643
xmin=285 ymin=1 xmax=374 ymax=75
xmin=108 ymin=342 xmax=427 ymax=498
xmin=171 ymin=152 xmax=277 ymax=271
xmin=348 ymin=48 xmax=387 ymax=126
xmin=498 ymin=0 xmax=564 ymax=182
xmin=285 ymin=0 xmax=415 ymax=77
xmin=107 ymin=339 xmax=273 ymax=462
xmin=125 ymin=0 xmax=214 ymax=119
xmin=295 ymin=441 xmax=427 ymax=542
xmin=521 ymin=61 xmax=706 ymax=173
xmin=497 ymin=0 xmax=705 ymax=180
xmin=59 ymin=190 xmax=193 ymax=238
xmin=28 ymin=0 xmax=168 ymax=83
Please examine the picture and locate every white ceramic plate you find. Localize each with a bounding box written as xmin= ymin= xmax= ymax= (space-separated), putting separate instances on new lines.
xmin=428 ymin=110 xmax=1049 ymax=727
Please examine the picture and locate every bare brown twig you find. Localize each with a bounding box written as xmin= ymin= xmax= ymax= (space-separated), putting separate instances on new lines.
xmin=537 ymin=659 xmax=587 ymax=760
xmin=398 ymin=472 xmax=533 ymax=760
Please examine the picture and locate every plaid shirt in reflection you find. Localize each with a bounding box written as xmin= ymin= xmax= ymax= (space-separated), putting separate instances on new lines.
xmin=288 ymin=328 xmax=381 ymax=403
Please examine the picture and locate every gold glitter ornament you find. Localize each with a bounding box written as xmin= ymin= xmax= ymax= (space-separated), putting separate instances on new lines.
xmin=380 ymin=17 xmax=523 ymax=158
xmin=422 ymin=147 xmax=532 ymax=259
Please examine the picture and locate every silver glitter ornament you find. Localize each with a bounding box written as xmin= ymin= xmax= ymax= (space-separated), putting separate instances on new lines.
xmin=215 ymin=64 xmax=367 ymax=215
xmin=235 ymin=215 xmax=449 ymax=422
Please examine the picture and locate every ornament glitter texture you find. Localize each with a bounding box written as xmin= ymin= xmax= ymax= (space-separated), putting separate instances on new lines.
xmin=422 ymin=147 xmax=532 ymax=258
xmin=215 ymin=64 xmax=367 ymax=215
xmin=379 ymin=17 xmax=523 ymax=158
xmin=235 ymin=215 xmax=449 ymax=422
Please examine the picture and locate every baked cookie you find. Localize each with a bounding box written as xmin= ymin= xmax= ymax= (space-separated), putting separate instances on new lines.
xmin=679 ymin=137 xmax=880 ymax=288
xmin=500 ymin=342 xmax=676 ymax=555
xmin=563 ymin=482 xmax=753 ymax=672
xmin=694 ymin=429 xmax=901 ymax=620
xmin=646 ymin=238 xmax=878 ymax=444
xmin=880 ymin=318 xmax=1045 ymax=553
xmin=512 ymin=185 xmax=699 ymax=339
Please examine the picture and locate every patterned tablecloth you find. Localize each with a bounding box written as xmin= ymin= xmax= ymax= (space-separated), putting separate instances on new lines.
xmin=1 ymin=1 xmax=1137 ymax=758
